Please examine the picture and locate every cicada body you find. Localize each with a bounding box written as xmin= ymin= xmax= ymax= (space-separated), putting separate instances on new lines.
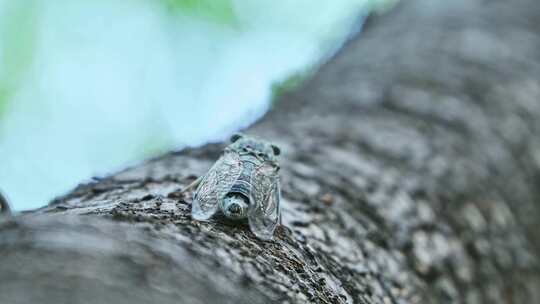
xmin=191 ymin=134 xmax=281 ymax=240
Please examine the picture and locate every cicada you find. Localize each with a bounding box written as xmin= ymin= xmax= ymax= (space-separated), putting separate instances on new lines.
xmin=182 ymin=134 xmax=281 ymax=240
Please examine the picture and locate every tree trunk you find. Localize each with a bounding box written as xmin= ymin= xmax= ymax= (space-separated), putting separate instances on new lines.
xmin=2 ymin=0 xmax=540 ymax=303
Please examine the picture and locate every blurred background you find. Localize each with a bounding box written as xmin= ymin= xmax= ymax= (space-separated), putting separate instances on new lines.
xmin=0 ymin=0 xmax=396 ymax=210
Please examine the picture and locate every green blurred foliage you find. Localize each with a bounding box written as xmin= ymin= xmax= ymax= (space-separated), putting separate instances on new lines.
xmin=270 ymin=69 xmax=312 ymax=105
xmin=269 ymin=0 xmax=399 ymax=102
xmin=138 ymin=131 xmax=175 ymax=158
xmin=0 ymin=0 xmax=401 ymax=209
xmin=164 ymin=0 xmax=237 ymax=24
xmin=0 ymin=89 xmax=8 ymax=119
xmin=0 ymin=1 xmax=38 ymax=119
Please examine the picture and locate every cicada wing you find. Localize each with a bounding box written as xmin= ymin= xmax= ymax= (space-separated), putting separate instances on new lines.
xmin=192 ymin=151 xmax=242 ymax=221
xmin=248 ymin=165 xmax=281 ymax=240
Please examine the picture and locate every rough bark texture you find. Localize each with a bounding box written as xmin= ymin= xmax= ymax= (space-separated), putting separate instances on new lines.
xmin=1 ymin=0 xmax=540 ymax=303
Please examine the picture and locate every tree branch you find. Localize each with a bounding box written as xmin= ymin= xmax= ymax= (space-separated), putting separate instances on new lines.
xmin=2 ymin=0 xmax=540 ymax=303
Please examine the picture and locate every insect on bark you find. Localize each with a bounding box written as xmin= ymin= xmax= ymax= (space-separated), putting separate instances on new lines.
xmin=182 ymin=134 xmax=281 ymax=240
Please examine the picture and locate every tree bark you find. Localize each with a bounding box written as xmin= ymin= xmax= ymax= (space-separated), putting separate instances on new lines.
xmin=2 ymin=0 xmax=540 ymax=303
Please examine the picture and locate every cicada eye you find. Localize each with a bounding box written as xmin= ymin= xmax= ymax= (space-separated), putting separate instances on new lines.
xmin=271 ymin=144 xmax=281 ymax=156
xmin=230 ymin=133 xmax=243 ymax=143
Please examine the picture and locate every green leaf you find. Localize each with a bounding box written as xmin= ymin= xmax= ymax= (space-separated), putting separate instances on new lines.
xmin=0 ymin=1 xmax=38 ymax=119
xmin=271 ymin=70 xmax=313 ymax=105
xmin=163 ymin=0 xmax=237 ymax=25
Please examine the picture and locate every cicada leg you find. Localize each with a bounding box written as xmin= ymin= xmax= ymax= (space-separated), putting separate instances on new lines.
xmin=180 ymin=176 xmax=203 ymax=195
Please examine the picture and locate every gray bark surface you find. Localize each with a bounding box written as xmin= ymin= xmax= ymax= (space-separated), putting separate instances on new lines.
xmin=1 ymin=0 xmax=540 ymax=303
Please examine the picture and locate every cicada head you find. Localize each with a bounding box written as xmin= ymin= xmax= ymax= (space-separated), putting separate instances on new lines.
xmin=228 ymin=133 xmax=281 ymax=166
